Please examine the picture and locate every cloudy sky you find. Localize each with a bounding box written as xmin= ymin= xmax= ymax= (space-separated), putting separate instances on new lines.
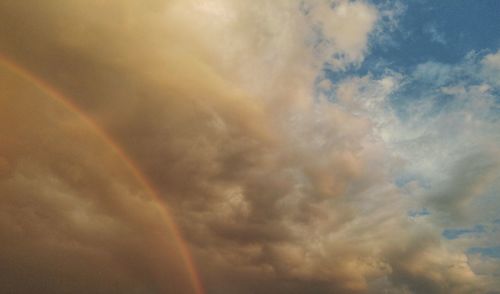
xmin=1 ymin=1 xmax=499 ymax=293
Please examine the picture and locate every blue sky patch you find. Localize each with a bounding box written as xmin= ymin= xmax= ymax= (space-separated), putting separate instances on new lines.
xmin=442 ymin=225 xmax=486 ymax=240
xmin=369 ymin=0 xmax=500 ymax=71
xmin=467 ymin=246 xmax=500 ymax=259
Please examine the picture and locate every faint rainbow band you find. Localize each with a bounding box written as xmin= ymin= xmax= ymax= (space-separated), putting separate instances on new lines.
xmin=0 ymin=53 xmax=204 ymax=294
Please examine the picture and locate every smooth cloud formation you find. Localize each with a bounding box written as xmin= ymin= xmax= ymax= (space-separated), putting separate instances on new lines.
xmin=0 ymin=66 xmax=197 ymax=293
xmin=1 ymin=1 xmax=499 ymax=293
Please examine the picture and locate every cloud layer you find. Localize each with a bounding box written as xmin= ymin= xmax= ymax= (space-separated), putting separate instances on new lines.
xmin=0 ymin=65 xmax=198 ymax=293
xmin=1 ymin=1 xmax=499 ymax=293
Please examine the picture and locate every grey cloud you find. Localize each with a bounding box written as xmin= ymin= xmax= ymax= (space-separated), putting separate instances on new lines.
xmin=427 ymin=149 xmax=500 ymax=223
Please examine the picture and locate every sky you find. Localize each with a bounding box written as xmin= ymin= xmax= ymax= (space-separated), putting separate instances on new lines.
xmin=0 ymin=1 xmax=499 ymax=293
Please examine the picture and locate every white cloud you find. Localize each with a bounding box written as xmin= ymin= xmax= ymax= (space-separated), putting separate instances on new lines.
xmin=481 ymin=50 xmax=500 ymax=87
xmin=307 ymin=0 xmax=378 ymax=69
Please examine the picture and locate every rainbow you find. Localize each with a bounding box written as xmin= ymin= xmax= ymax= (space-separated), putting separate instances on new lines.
xmin=0 ymin=54 xmax=204 ymax=294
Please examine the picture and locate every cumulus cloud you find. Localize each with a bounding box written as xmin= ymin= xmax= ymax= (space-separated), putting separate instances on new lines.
xmin=0 ymin=1 xmax=498 ymax=293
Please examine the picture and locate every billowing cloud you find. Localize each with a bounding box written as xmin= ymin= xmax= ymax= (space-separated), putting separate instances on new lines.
xmin=1 ymin=1 xmax=499 ymax=293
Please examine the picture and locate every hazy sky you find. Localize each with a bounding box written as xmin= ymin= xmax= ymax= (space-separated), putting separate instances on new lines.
xmin=1 ymin=1 xmax=499 ymax=293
